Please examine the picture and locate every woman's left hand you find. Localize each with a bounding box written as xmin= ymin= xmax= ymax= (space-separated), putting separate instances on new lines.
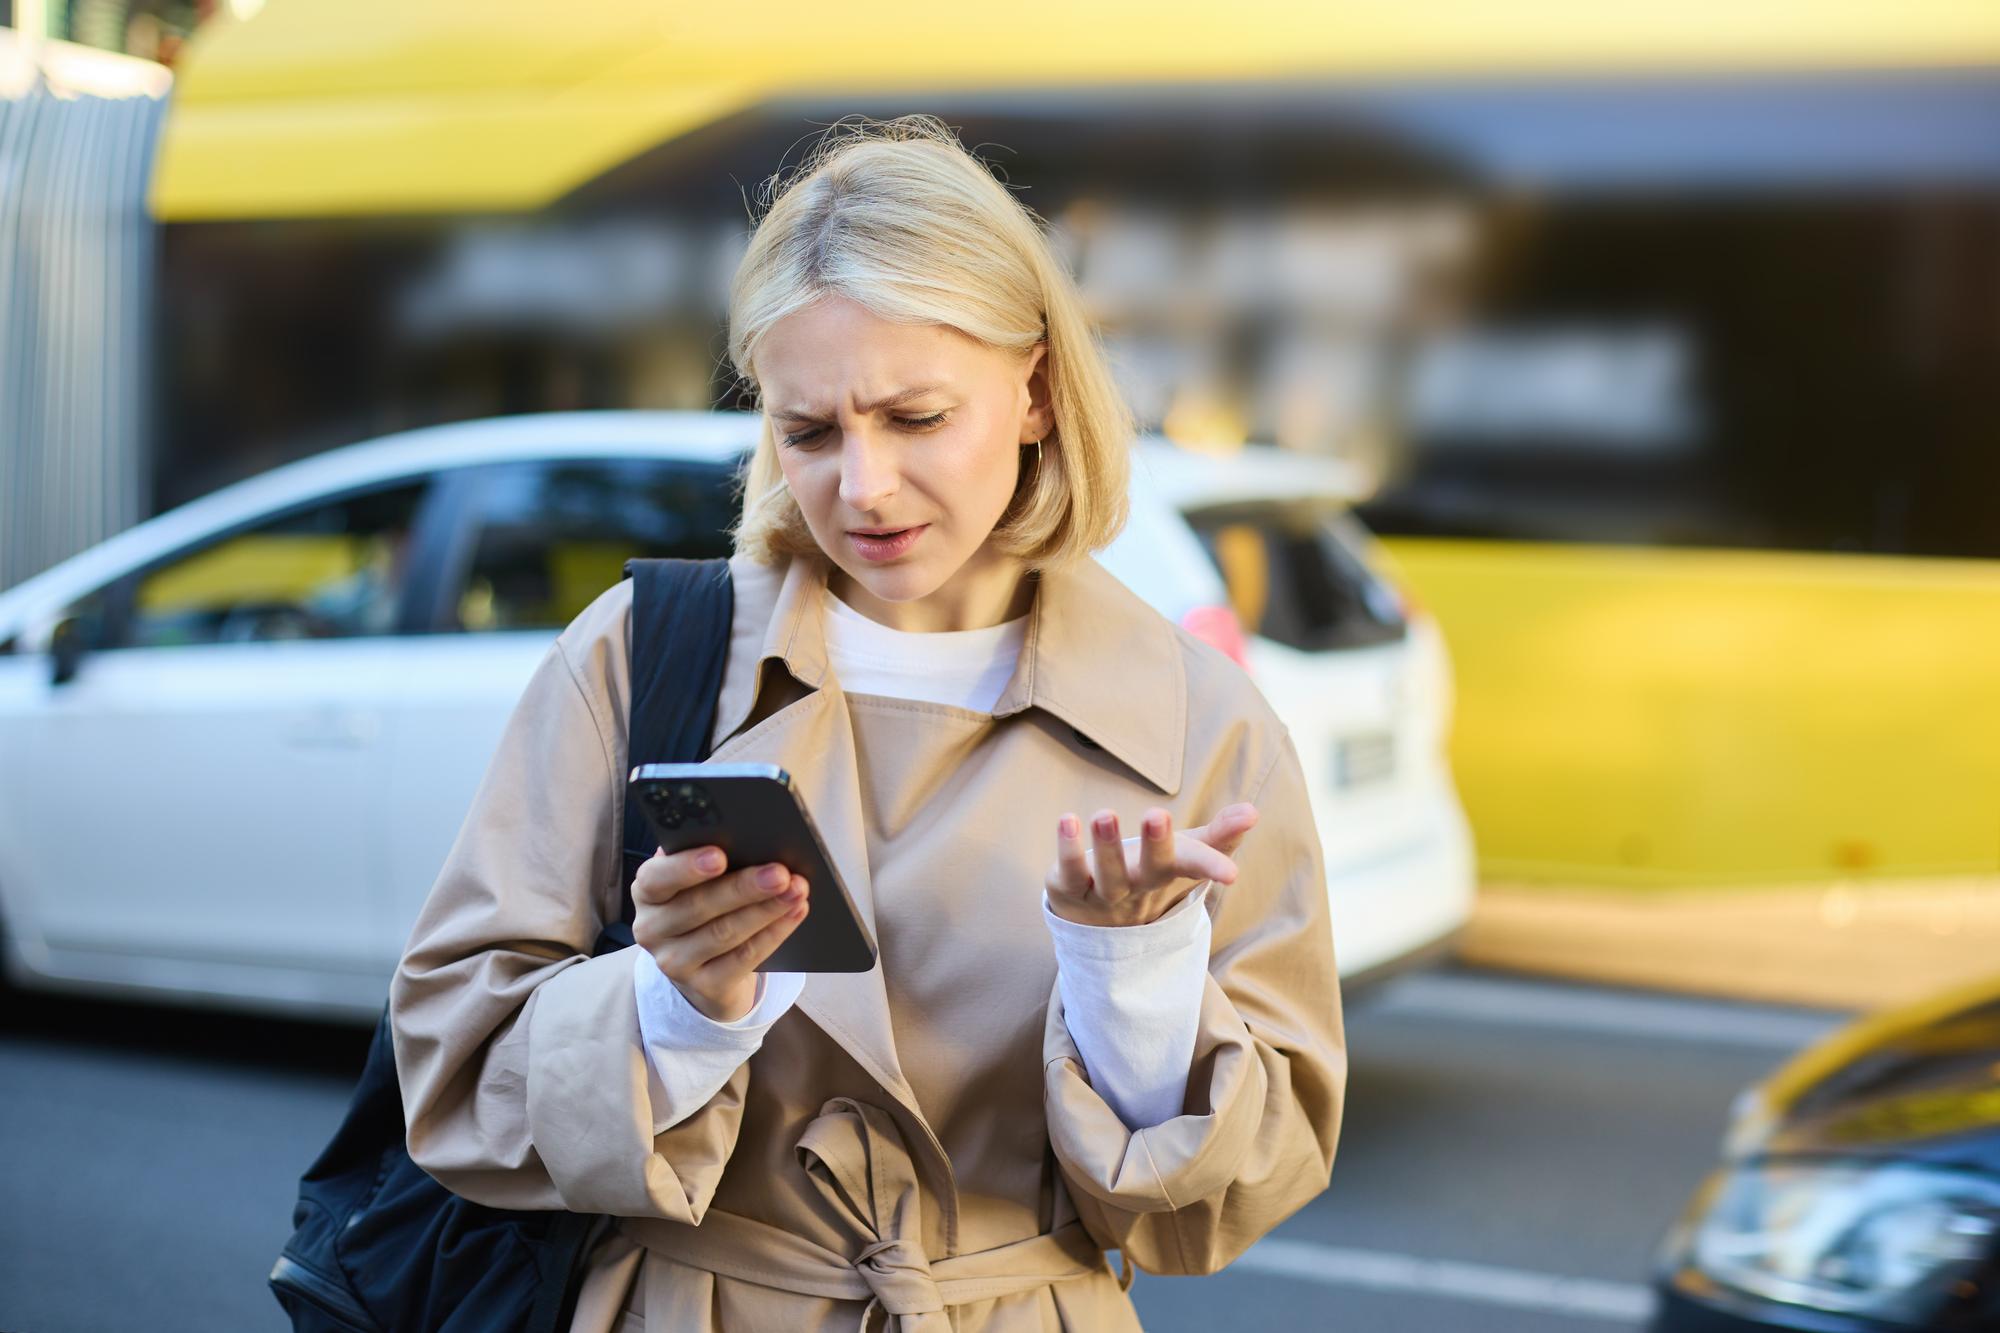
xmin=1044 ymin=803 xmax=1260 ymax=927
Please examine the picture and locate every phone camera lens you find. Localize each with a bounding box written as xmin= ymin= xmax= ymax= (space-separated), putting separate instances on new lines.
xmin=658 ymin=781 xmax=718 ymax=829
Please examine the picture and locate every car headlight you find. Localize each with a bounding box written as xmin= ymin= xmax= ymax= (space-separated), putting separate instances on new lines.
xmin=1670 ymin=1159 xmax=2000 ymax=1325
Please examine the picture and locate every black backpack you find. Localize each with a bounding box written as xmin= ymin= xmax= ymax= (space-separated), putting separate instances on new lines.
xmin=269 ymin=556 xmax=736 ymax=1333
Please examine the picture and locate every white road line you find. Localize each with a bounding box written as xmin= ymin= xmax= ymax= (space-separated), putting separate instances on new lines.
xmin=1229 ymin=1237 xmax=1658 ymax=1324
xmin=1370 ymin=972 xmax=1851 ymax=1050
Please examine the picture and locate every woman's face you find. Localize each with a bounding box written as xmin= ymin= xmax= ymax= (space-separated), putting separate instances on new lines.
xmin=756 ymin=295 xmax=1053 ymax=630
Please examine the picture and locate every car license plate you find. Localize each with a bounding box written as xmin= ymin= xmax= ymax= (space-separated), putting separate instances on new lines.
xmin=1333 ymin=732 xmax=1396 ymax=790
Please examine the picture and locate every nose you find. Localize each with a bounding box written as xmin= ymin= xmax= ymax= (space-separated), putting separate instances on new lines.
xmin=838 ymin=424 xmax=899 ymax=515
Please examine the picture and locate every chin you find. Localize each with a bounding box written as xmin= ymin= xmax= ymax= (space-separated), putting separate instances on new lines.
xmin=839 ymin=564 xmax=936 ymax=602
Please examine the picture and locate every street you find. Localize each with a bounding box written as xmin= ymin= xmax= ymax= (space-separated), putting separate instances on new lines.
xmin=0 ymin=967 xmax=1848 ymax=1332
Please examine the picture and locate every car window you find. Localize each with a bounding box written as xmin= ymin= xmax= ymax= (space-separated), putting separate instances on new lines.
xmin=1182 ymin=502 xmax=1406 ymax=651
xmin=117 ymin=482 xmax=428 ymax=648
xmin=50 ymin=584 xmax=118 ymax=654
xmin=452 ymin=458 xmax=740 ymax=632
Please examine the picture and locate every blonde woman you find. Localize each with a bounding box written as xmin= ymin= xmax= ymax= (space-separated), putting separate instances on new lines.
xmin=390 ymin=115 xmax=1345 ymax=1332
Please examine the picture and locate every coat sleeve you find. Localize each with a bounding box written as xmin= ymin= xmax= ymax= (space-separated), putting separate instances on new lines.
xmin=387 ymin=618 xmax=748 ymax=1221
xmin=1041 ymin=725 xmax=1347 ymax=1275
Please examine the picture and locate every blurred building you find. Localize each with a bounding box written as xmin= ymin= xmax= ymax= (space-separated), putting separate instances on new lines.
xmin=0 ymin=24 xmax=169 ymax=595
xmin=7 ymin=1 xmax=2000 ymax=900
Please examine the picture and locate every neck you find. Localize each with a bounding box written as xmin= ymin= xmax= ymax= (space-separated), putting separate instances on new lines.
xmin=825 ymin=552 xmax=1036 ymax=633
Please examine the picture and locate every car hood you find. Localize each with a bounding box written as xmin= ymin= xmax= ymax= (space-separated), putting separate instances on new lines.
xmin=1740 ymin=972 xmax=2000 ymax=1174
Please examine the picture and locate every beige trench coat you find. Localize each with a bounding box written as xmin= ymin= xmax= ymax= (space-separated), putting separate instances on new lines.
xmin=389 ymin=548 xmax=1346 ymax=1332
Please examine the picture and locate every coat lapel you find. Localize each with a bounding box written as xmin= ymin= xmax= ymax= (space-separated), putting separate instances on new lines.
xmin=986 ymin=555 xmax=1185 ymax=798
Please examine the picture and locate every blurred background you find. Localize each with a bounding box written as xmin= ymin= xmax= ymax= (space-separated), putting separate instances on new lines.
xmin=5 ymin=3 xmax=2000 ymax=1331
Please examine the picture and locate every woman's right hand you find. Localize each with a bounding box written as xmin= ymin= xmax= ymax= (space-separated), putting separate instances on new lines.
xmin=631 ymin=845 xmax=809 ymax=1022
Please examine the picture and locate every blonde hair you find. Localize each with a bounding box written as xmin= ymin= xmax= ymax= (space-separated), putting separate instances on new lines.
xmin=724 ymin=114 xmax=1133 ymax=573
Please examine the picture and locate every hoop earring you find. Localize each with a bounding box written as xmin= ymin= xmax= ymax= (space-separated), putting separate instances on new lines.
xmin=1030 ymin=438 xmax=1044 ymax=471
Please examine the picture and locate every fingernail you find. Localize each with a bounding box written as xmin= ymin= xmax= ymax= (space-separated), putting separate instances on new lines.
xmin=758 ymin=864 xmax=787 ymax=889
xmin=1059 ymin=815 xmax=1079 ymax=839
xmin=783 ymin=876 xmax=808 ymax=900
xmin=1095 ymin=815 xmax=1116 ymax=837
xmin=1146 ymin=813 xmax=1166 ymax=837
xmin=698 ymin=848 xmax=724 ymax=872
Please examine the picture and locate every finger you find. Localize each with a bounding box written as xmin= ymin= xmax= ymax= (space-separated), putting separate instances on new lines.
xmin=632 ymin=844 xmax=729 ymax=907
xmin=1136 ymin=808 xmax=1176 ymax=889
xmin=678 ymin=876 xmax=806 ymax=967
xmin=1175 ymin=840 xmax=1241 ymax=886
xmin=1190 ymin=803 xmax=1261 ymax=855
xmin=697 ymin=892 xmax=808 ymax=985
xmin=1048 ymin=813 xmax=1093 ymax=898
xmin=657 ymin=861 xmax=794 ymax=936
xmin=1089 ymin=810 xmax=1130 ymax=903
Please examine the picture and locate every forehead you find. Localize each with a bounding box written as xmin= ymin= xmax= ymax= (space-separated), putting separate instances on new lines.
xmin=755 ymin=297 xmax=1005 ymax=410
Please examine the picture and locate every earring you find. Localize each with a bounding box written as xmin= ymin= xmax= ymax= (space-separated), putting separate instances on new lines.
xmin=1031 ymin=438 xmax=1044 ymax=470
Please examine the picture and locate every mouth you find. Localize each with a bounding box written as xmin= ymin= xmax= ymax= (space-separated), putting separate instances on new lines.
xmin=847 ymin=524 xmax=929 ymax=561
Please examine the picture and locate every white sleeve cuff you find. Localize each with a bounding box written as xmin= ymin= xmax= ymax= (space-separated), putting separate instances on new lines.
xmin=1041 ymin=882 xmax=1213 ymax=1131
xmin=632 ymin=950 xmax=805 ymax=1134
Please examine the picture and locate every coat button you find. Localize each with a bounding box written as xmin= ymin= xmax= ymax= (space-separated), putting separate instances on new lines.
xmin=1069 ymin=726 xmax=1103 ymax=751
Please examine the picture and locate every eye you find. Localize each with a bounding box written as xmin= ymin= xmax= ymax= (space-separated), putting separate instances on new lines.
xmin=772 ymin=410 xmax=944 ymax=446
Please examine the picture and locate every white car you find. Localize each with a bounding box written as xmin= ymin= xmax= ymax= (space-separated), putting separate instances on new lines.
xmin=0 ymin=411 xmax=1471 ymax=1021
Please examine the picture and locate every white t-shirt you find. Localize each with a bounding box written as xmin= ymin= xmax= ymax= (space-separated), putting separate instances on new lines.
xmin=819 ymin=587 xmax=1029 ymax=711
xmin=633 ymin=586 xmax=1211 ymax=1132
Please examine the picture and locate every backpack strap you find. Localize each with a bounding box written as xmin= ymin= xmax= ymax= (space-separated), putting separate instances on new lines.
xmin=616 ymin=556 xmax=735 ymax=929
xmin=531 ymin=558 xmax=732 ymax=1333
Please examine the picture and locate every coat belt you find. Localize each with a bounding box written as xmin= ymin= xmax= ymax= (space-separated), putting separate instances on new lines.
xmin=617 ymin=1096 xmax=1131 ymax=1331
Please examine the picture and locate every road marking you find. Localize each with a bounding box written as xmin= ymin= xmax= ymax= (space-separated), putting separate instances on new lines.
xmin=1370 ymin=972 xmax=1850 ymax=1050
xmin=1230 ymin=1238 xmax=1658 ymax=1324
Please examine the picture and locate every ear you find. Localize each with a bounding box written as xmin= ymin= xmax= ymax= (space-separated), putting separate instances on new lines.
xmin=1020 ymin=341 xmax=1056 ymax=442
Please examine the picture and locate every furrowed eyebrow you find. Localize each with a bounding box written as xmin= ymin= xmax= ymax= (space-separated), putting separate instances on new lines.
xmin=771 ymin=385 xmax=947 ymax=422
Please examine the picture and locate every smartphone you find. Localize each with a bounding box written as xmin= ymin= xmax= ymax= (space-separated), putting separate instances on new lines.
xmin=627 ymin=762 xmax=878 ymax=973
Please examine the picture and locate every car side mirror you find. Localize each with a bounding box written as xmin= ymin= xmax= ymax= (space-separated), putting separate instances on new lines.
xmin=49 ymin=615 xmax=87 ymax=686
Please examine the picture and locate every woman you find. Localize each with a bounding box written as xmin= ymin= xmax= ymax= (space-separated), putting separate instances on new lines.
xmin=390 ymin=115 xmax=1345 ymax=1332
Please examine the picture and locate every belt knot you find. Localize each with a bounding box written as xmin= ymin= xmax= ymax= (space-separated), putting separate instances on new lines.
xmin=854 ymin=1236 xmax=943 ymax=1329
xmin=854 ymin=1236 xmax=941 ymax=1309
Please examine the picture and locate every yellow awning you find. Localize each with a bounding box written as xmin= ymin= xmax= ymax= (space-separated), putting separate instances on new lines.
xmin=152 ymin=0 xmax=2000 ymax=221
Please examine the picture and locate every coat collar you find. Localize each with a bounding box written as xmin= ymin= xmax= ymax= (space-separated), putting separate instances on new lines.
xmin=715 ymin=550 xmax=1186 ymax=797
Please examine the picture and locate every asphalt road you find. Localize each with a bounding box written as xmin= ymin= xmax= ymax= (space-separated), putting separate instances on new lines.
xmin=0 ymin=966 xmax=1849 ymax=1333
